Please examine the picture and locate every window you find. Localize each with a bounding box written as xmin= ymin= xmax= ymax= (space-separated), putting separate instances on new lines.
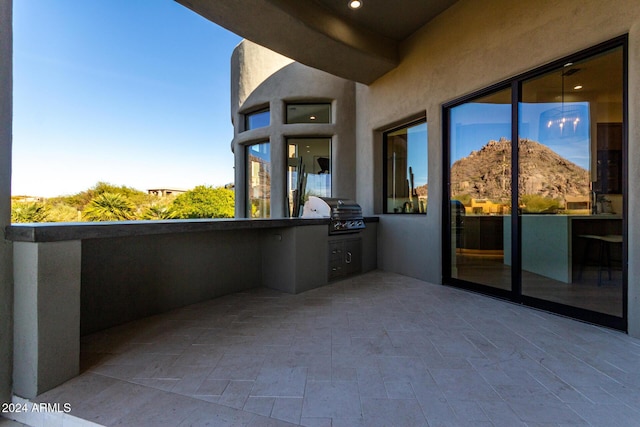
xmin=247 ymin=142 xmax=270 ymax=218
xmin=245 ymin=108 xmax=269 ymax=131
xmin=287 ymin=138 xmax=331 ymax=217
xmin=286 ymin=103 xmax=331 ymax=124
xmin=383 ymin=120 xmax=428 ymax=213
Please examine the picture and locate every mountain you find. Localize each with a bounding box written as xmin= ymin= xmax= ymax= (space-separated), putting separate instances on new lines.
xmin=451 ymin=138 xmax=590 ymax=201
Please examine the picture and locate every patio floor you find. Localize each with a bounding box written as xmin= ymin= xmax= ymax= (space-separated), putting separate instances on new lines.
xmin=10 ymin=270 xmax=640 ymax=426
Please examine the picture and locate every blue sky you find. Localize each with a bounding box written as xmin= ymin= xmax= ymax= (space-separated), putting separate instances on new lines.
xmin=12 ymin=0 xmax=242 ymax=197
xmin=450 ymin=102 xmax=590 ymax=170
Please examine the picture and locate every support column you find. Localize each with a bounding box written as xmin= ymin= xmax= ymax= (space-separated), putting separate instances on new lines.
xmin=13 ymin=241 xmax=81 ymax=398
xmin=0 ymin=0 xmax=13 ymax=405
xmin=627 ymin=22 xmax=640 ymax=338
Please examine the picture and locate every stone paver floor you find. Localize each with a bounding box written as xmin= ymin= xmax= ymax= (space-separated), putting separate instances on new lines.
xmin=14 ymin=271 xmax=640 ymax=426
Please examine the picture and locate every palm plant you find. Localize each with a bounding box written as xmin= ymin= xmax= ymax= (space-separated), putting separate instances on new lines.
xmin=83 ymin=192 xmax=135 ymax=221
xmin=139 ymin=204 xmax=178 ymax=220
xmin=11 ymin=202 xmax=49 ymax=223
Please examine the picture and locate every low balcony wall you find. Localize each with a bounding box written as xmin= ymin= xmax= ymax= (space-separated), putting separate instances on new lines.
xmin=5 ymin=217 xmax=378 ymax=398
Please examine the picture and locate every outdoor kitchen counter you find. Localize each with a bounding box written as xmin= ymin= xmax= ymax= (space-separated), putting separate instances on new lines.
xmin=5 ymin=216 xmax=380 ymax=242
xmin=6 ymin=217 xmax=378 ymax=399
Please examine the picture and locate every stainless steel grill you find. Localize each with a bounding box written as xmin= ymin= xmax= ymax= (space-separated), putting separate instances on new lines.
xmin=302 ymin=196 xmax=365 ymax=234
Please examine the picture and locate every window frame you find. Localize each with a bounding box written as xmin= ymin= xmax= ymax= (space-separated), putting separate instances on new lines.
xmin=286 ymin=137 xmax=332 ymax=217
xmin=245 ymin=141 xmax=271 ymax=218
xmin=442 ymin=35 xmax=628 ymax=331
xmin=285 ymin=102 xmax=332 ymax=124
xmin=382 ymin=117 xmax=428 ymax=214
xmin=244 ymin=107 xmax=270 ymax=131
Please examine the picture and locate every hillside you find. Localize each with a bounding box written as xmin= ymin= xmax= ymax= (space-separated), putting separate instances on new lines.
xmin=451 ymin=138 xmax=590 ymax=201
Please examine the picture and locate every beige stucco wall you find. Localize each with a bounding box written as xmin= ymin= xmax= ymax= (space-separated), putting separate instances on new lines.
xmin=231 ymin=41 xmax=357 ymax=218
xmin=0 ymin=0 xmax=12 ymax=405
xmin=231 ymin=40 xmax=293 ymax=120
xmin=356 ymin=0 xmax=640 ymax=335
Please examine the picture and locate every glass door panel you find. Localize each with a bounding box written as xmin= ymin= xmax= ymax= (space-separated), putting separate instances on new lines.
xmin=449 ymin=88 xmax=512 ymax=291
xmin=519 ymin=47 xmax=624 ymax=317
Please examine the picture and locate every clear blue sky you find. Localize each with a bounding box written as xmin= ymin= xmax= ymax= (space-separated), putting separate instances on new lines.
xmin=450 ymin=102 xmax=590 ymax=170
xmin=12 ymin=0 xmax=242 ymax=197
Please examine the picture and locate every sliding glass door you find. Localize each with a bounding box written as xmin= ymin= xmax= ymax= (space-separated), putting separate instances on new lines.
xmin=448 ymin=88 xmax=512 ymax=292
xmin=444 ymin=37 xmax=627 ymax=329
xmin=519 ymin=46 xmax=625 ymax=319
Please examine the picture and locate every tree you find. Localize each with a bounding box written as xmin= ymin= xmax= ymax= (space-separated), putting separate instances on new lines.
xmin=140 ymin=204 xmax=179 ymax=220
xmin=11 ymin=202 xmax=49 ymax=223
xmin=59 ymin=181 xmax=152 ymax=212
xmin=83 ymin=192 xmax=136 ymax=221
xmin=520 ymin=194 xmax=561 ymax=214
xmin=170 ymin=185 xmax=234 ymax=219
xmin=46 ymin=203 xmax=80 ymax=222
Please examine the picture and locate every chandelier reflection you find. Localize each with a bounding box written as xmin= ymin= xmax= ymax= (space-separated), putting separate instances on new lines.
xmin=539 ymin=66 xmax=588 ymax=141
xmin=544 ymin=106 xmax=583 ymax=134
xmin=539 ymin=104 xmax=588 ymax=140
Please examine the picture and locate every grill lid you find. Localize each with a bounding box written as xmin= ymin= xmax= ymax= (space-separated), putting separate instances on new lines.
xmin=302 ymin=196 xmax=362 ymax=219
xmin=302 ymin=196 xmax=365 ymax=234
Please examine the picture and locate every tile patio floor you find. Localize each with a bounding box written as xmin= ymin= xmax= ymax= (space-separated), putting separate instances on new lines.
xmin=10 ymin=271 xmax=640 ymax=426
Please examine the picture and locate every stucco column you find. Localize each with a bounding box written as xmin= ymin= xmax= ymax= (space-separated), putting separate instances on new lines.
xmin=13 ymin=241 xmax=81 ymax=398
xmin=0 ymin=0 xmax=13 ymax=405
xmin=627 ymin=22 xmax=640 ymax=338
xmin=270 ymin=100 xmax=286 ymax=218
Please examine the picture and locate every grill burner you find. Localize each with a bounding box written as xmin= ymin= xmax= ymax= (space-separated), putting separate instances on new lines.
xmin=302 ymin=196 xmax=365 ymax=234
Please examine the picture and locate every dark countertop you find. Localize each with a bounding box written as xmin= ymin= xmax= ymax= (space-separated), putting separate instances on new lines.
xmin=5 ymin=217 xmax=379 ymax=242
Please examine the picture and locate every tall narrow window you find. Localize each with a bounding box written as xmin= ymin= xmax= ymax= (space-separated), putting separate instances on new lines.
xmin=286 ymin=103 xmax=331 ymax=124
xmin=384 ymin=120 xmax=427 ymax=214
xmin=247 ymin=142 xmax=270 ymax=218
xmin=287 ymin=138 xmax=331 ymax=217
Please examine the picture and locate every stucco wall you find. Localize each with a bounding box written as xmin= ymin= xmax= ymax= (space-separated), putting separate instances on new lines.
xmin=231 ymin=40 xmax=293 ymax=120
xmin=357 ymin=0 xmax=640 ymax=334
xmin=0 ymin=0 xmax=12 ymax=405
xmin=81 ymin=230 xmax=263 ymax=334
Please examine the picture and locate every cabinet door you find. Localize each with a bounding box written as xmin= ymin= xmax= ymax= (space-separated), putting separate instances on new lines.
xmin=343 ymin=239 xmax=362 ymax=276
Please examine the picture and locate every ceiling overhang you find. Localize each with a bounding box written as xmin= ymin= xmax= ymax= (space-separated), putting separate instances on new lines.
xmin=175 ymin=0 xmax=457 ymax=84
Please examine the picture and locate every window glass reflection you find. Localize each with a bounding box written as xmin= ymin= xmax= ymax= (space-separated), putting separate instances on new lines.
xmin=287 ymin=138 xmax=331 ymax=217
xmin=286 ymin=104 xmax=331 ymax=124
xmin=519 ymin=46 xmax=624 ymax=317
xmin=384 ymin=121 xmax=427 ymax=214
xmin=245 ymin=109 xmax=269 ymax=131
xmin=247 ymin=142 xmax=270 ymax=218
xmin=448 ymin=88 xmax=512 ymax=291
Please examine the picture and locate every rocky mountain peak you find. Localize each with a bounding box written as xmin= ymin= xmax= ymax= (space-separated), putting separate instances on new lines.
xmin=451 ymin=138 xmax=590 ymax=201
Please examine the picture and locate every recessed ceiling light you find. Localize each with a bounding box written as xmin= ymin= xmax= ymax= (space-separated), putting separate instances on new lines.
xmin=348 ymin=0 xmax=362 ymax=10
xmin=573 ymin=85 xmax=583 ymax=90
xmin=309 ymin=115 xmax=316 ymax=120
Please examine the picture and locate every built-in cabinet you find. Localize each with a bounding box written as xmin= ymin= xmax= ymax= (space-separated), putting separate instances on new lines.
xmin=596 ymin=123 xmax=623 ymax=194
xmin=261 ymin=221 xmax=377 ymax=293
xmin=328 ymin=238 xmax=362 ymax=280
